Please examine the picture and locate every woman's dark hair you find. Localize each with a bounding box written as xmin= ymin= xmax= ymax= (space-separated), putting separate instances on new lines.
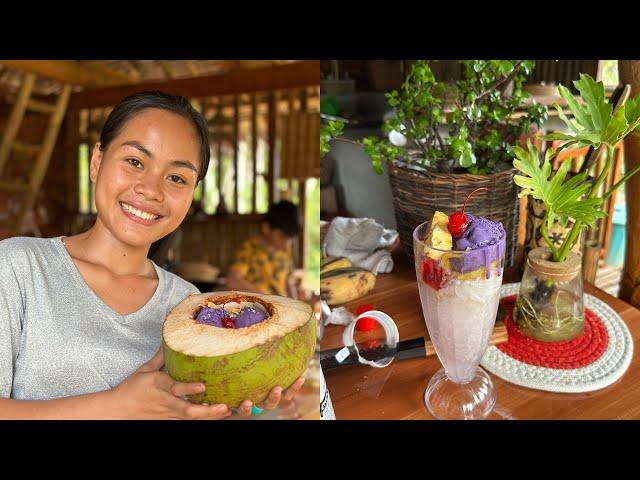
xmin=264 ymin=200 xmax=301 ymax=237
xmin=99 ymin=91 xmax=210 ymax=183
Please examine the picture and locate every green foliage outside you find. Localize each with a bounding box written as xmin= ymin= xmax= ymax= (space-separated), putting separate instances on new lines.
xmin=600 ymin=60 xmax=619 ymax=87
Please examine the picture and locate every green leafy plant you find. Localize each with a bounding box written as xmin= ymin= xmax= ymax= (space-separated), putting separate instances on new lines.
xmin=513 ymin=73 xmax=640 ymax=263
xmin=363 ymin=60 xmax=547 ymax=175
xmin=320 ymin=120 xmax=344 ymax=158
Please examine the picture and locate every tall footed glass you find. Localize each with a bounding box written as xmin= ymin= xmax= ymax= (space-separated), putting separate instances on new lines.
xmin=413 ymin=220 xmax=505 ymax=419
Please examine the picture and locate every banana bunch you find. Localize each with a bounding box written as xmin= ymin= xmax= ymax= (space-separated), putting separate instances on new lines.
xmin=320 ymin=257 xmax=376 ymax=306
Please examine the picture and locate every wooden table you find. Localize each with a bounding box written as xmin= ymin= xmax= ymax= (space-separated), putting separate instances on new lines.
xmin=320 ymin=256 xmax=640 ymax=419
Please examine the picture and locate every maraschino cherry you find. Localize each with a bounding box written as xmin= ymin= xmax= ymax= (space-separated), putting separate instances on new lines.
xmin=222 ymin=316 xmax=235 ymax=328
xmin=448 ymin=187 xmax=488 ymax=236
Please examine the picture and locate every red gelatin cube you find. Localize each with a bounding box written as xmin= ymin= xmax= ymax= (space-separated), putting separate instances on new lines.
xmin=422 ymin=257 xmax=444 ymax=290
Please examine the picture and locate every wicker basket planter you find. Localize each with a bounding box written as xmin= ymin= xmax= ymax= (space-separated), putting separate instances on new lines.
xmin=388 ymin=160 xmax=520 ymax=267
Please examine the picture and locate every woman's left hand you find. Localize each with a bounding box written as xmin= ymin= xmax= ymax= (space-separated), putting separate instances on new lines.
xmin=234 ymin=377 xmax=306 ymax=417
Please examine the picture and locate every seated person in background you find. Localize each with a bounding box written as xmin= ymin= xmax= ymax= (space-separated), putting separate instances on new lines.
xmin=227 ymin=200 xmax=303 ymax=298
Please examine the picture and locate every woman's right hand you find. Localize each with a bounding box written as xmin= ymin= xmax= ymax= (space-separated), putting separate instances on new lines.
xmin=109 ymin=348 xmax=232 ymax=420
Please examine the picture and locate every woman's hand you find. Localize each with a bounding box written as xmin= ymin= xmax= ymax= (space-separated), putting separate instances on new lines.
xmin=233 ymin=377 xmax=306 ymax=417
xmin=109 ymin=348 xmax=232 ymax=420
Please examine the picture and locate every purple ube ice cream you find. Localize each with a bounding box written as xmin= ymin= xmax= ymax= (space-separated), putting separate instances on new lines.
xmin=196 ymin=305 xmax=268 ymax=328
xmin=196 ymin=307 xmax=226 ymax=327
xmin=454 ymin=214 xmax=505 ymax=250
xmin=234 ymin=307 xmax=268 ymax=328
xmin=450 ymin=214 xmax=506 ymax=277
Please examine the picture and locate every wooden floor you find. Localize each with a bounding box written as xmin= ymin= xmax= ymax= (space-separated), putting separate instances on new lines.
xmin=595 ymin=261 xmax=623 ymax=297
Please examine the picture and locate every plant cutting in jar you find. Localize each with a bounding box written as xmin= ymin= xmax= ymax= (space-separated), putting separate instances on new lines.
xmin=512 ymin=73 xmax=640 ymax=341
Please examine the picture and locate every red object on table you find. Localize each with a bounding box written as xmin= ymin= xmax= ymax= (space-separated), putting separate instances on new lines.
xmin=355 ymin=304 xmax=377 ymax=331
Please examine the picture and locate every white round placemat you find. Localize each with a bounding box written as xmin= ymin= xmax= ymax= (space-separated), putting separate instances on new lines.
xmin=480 ymin=283 xmax=634 ymax=393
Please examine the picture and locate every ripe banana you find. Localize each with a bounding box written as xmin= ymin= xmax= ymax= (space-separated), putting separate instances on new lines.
xmin=320 ymin=256 xmax=353 ymax=275
xmin=320 ymin=267 xmax=376 ymax=306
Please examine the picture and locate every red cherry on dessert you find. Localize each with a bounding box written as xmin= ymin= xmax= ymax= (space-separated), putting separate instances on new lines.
xmin=222 ymin=317 xmax=235 ymax=328
xmin=448 ymin=211 xmax=468 ymax=237
xmin=447 ymin=187 xmax=489 ymax=237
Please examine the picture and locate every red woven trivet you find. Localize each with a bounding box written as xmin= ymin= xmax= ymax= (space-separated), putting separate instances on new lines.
xmin=497 ymin=295 xmax=609 ymax=369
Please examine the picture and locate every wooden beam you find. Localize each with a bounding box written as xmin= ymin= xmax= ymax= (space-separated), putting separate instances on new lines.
xmin=68 ymin=61 xmax=320 ymax=109
xmin=619 ymin=60 xmax=640 ymax=308
xmin=156 ymin=60 xmax=175 ymax=79
xmin=78 ymin=61 xmax=139 ymax=84
xmin=235 ymin=60 xmax=294 ymax=70
xmin=186 ymin=61 xmax=200 ymax=76
xmin=0 ymin=60 xmax=134 ymax=87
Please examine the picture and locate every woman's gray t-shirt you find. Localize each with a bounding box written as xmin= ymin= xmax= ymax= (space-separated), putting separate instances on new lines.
xmin=0 ymin=236 xmax=199 ymax=400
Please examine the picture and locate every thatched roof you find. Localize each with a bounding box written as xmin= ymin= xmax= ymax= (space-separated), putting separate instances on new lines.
xmin=0 ymin=60 xmax=303 ymax=98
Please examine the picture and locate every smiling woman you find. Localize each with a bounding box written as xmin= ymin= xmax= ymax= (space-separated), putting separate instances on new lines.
xmin=0 ymin=91 xmax=304 ymax=419
xmin=90 ymin=105 xmax=202 ymax=250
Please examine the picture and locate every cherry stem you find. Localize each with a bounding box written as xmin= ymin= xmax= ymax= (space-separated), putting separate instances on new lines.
xmin=461 ymin=187 xmax=489 ymax=214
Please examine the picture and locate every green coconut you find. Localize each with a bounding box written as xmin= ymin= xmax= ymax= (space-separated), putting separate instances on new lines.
xmin=162 ymin=291 xmax=316 ymax=407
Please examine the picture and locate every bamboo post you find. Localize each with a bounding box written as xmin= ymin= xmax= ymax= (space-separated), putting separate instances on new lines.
xmin=582 ymin=240 xmax=601 ymax=285
xmin=215 ymin=97 xmax=227 ymax=215
xmin=619 ymin=60 xmax=640 ymax=306
xmin=64 ymin=110 xmax=80 ymax=232
xmin=267 ymin=92 xmax=276 ymax=205
xmin=233 ymin=95 xmax=239 ymax=213
xmin=198 ymin=99 xmax=208 ymax=212
xmin=601 ymin=141 xmax=624 ymax=260
xmin=251 ymin=94 xmax=257 ymax=213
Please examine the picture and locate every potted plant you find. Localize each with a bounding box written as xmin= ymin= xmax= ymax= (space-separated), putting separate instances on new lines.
xmin=362 ymin=60 xmax=547 ymax=266
xmin=512 ymin=73 xmax=640 ymax=341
